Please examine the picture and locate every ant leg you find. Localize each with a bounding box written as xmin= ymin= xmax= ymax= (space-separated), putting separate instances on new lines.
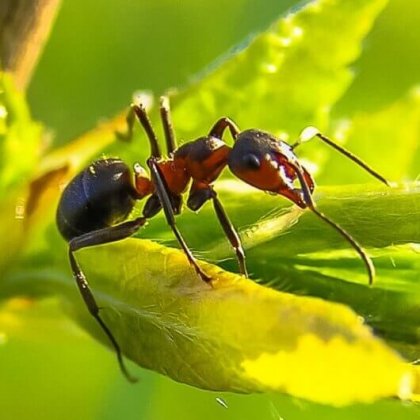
xmin=209 ymin=188 xmax=248 ymax=277
xmin=69 ymin=217 xmax=147 ymax=382
xmin=132 ymin=104 xmax=162 ymax=158
xmin=290 ymin=160 xmax=375 ymax=285
xmin=209 ymin=117 xmax=240 ymax=140
xmin=187 ymin=184 xmax=247 ymax=277
xmin=147 ymin=159 xmax=211 ymax=283
xmin=292 ymin=127 xmax=390 ymax=186
xmin=159 ymin=96 xmax=177 ymax=155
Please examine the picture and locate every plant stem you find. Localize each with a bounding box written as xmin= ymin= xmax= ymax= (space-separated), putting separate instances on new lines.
xmin=0 ymin=0 xmax=61 ymax=91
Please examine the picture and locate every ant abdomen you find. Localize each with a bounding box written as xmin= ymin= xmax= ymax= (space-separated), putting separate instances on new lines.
xmin=56 ymin=158 xmax=137 ymax=241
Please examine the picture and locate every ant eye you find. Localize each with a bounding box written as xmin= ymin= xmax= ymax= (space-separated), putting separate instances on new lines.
xmin=242 ymin=153 xmax=261 ymax=169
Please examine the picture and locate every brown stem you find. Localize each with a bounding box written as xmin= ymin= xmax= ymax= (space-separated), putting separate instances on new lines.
xmin=0 ymin=0 xmax=61 ymax=91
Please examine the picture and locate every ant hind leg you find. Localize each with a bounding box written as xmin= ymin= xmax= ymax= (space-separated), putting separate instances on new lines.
xmin=68 ymin=217 xmax=146 ymax=382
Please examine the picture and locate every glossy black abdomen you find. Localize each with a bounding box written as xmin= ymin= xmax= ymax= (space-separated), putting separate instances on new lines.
xmin=56 ymin=159 xmax=136 ymax=241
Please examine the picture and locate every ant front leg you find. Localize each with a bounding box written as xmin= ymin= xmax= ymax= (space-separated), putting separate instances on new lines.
xmin=187 ymin=183 xmax=248 ymax=277
xmin=290 ymin=160 xmax=376 ymax=285
xmin=68 ymin=217 xmax=146 ymax=383
xmin=210 ymin=188 xmax=248 ymax=277
xmin=147 ymin=159 xmax=211 ymax=283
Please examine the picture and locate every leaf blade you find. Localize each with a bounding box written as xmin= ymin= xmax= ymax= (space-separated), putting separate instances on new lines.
xmin=63 ymin=238 xmax=413 ymax=406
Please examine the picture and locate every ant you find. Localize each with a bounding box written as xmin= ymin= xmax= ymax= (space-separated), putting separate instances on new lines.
xmin=56 ymin=96 xmax=389 ymax=382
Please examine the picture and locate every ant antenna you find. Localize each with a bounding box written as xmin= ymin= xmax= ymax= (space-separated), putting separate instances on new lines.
xmin=292 ymin=127 xmax=390 ymax=187
xmin=290 ymin=159 xmax=375 ymax=285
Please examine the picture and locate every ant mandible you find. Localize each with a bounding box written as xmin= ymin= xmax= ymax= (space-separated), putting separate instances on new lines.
xmin=56 ymin=96 xmax=389 ymax=382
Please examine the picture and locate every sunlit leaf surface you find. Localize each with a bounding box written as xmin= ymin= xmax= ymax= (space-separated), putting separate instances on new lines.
xmin=69 ymin=240 xmax=413 ymax=406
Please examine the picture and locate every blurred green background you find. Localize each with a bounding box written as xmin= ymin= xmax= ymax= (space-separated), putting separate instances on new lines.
xmin=1 ymin=0 xmax=419 ymax=419
xmin=27 ymin=0 xmax=420 ymax=145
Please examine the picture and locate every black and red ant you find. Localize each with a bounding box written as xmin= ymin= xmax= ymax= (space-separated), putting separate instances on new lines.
xmin=56 ymin=96 xmax=389 ymax=381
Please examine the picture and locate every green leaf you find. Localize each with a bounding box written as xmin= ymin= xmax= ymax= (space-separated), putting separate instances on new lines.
xmin=62 ymin=240 xmax=413 ymax=406
xmin=3 ymin=181 xmax=418 ymax=405
xmin=135 ymin=181 xmax=420 ymax=360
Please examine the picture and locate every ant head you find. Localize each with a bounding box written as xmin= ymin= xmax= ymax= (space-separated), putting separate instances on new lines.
xmin=228 ymin=129 xmax=314 ymax=208
xmin=133 ymin=162 xmax=154 ymax=199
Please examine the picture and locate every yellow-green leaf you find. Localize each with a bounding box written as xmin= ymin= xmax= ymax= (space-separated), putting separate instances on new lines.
xmin=62 ymin=239 xmax=414 ymax=406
